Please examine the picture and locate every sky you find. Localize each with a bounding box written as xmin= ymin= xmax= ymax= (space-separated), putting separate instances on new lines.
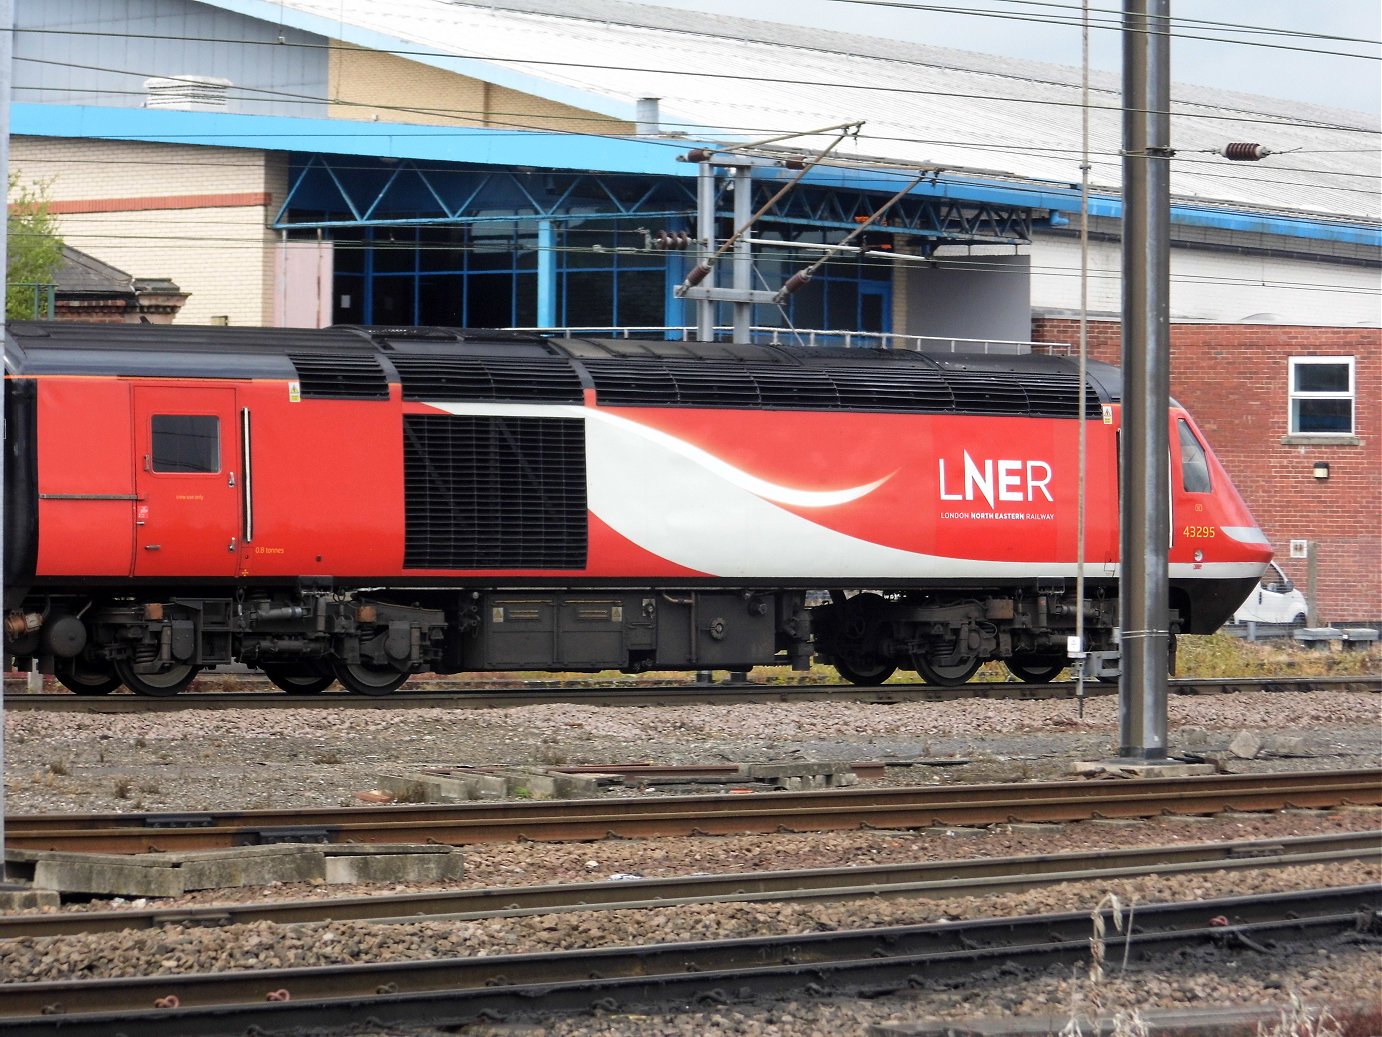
xmin=643 ymin=0 xmax=1382 ymax=117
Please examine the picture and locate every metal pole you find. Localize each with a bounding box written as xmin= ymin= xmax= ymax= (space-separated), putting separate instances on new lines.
xmin=1 ymin=0 xmax=13 ymax=875
xmin=536 ymin=219 xmax=556 ymax=328
xmin=1118 ymin=0 xmax=1172 ymax=760
xmin=731 ymin=164 xmax=752 ymax=344
xmin=1074 ymin=0 xmax=1091 ymax=714
xmin=1306 ymin=542 xmax=1320 ymax=626
xmin=694 ymin=158 xmax=715 ymax=342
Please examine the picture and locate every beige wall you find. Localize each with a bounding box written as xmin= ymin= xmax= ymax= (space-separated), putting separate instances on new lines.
xmin=11 ymin=137 xmax=284 ymax=326
xmin=327 ymin=40 xmax=631 ymax=134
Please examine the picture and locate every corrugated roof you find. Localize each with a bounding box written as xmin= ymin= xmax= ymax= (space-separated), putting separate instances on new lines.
xmin=246 ymin=0 xmax=1380 ymax=223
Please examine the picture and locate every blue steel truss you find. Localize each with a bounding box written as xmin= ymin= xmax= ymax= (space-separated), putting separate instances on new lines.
xmin=273 ymin=155 xmax=1032 ymax=248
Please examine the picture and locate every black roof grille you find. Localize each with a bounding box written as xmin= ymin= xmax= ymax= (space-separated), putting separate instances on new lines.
xmin=288 ymin=353 xmax=389 ymax=400
xmin=744 ymin=368 xmax=840 ymax=409
xmin=402 ymin=414 xmax=587 ymax=570
xmin=828 ymin=369 xmax=955 ymax=411
xmin=391 ymin=355 xmax=583 ymax=403
xmin=665 ymin=364 xmax=763 ymax=407
xmin=582 ymin=357 xmax=1092 ymax=416
xmin=944 ymin=371 xmax=1033 ymax=414
xmin=1021 ymin=373 xmax=1104 ymax=418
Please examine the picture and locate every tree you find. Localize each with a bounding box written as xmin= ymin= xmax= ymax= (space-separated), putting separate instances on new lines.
xmin=7 ymin=173 xmax=65 ymax=320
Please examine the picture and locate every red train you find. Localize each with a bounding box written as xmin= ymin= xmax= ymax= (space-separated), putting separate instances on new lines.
xmin=3 ymin=321 xmax=1270 ymax=695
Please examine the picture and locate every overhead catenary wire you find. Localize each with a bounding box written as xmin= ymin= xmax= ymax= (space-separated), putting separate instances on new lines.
xmin=14 ymin=47 xmax=1377 ymax=138
xmin=8 ymin=5 xmax=1370 ymax=312
xmin=39 ymin=225 xmax=1379 ymax=300
xmin=813 ymin=0 xmax=1382 ymax=55
xmin=774 ymin=172 xmax=929 ymax=302
xmin=677 ymin=126 xmax=857 ymax=292
xmin=19 ymin=5 xmax=1380 ymax=66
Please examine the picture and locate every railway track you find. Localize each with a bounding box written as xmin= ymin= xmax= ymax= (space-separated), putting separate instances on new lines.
xmin=2 ymin=884 xmax=1377 ymax=1036
xmin=3 ymin=831 xmax=1377 ymax=939
xmin=3 ymin=674 xmax=1377 ymax=711
xmin=7 ymin=768 xmax=1380 ymax=853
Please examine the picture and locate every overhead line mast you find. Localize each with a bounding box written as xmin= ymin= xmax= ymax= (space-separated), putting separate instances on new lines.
xmin=1118 ymin=0 xmax=1173 ymax=761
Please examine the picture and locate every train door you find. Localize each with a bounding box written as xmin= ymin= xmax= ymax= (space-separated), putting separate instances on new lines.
xmin=132 ymin=386 xmax=241 ymax=578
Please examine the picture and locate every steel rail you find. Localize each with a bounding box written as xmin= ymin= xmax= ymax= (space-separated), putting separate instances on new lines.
xmin=3 ymin=675 xmax=1376 ymax=711
xmin=0 ymin=885 xmax=1376 ymax=1036
xmin=5 ymin=770 xmax=1380 ymax=853
xmin=2 ymin=831 xmax=1377 ymax=939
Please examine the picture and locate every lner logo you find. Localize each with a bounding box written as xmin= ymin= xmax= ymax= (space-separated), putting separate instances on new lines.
xmin=938 ymin=451 xmax=1054 ymax=508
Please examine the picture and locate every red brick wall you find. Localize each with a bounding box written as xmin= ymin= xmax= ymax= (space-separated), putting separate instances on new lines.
xmin=1033 ymin=318 xmax=1381 ymax=624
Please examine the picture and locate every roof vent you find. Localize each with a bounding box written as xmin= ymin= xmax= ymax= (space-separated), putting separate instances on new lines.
xmin=145 ymin=75 xmax=233 ymax=111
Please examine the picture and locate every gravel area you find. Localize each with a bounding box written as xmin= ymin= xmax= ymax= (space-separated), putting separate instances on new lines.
xmin=4 ymin=690 xmax=1380 ymax=814
xmin=2 ymin=689 xmax=1380 ymax=1034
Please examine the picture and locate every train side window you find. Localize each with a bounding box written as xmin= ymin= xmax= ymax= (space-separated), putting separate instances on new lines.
xmin=151 ymin=415 xmax=220 ymax=474
xmin=1177 ymin=419 xmax=1211 ymax=494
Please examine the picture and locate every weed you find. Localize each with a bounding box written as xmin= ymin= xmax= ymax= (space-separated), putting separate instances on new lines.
xmin=1335 ymin=1004 xmax=1382 ymax=1037
xmin=133 ymin=735 xmax=147 ymax=749
xmin=1256 ymin=993 xmax=1344 ymax=1037
xmin=112 ymin=776 xmax=134 ymax=799
xmin=1059 ymin=893 xmax=1147 ymax=1037
xmin=138 ymin=780 xmax=161 ymax=794
xmin=45 ymin=759 xmax=71 ymax=777
xmin=1177 ymin=632 xmax=1381 ymax=679
xmin=312 ymin=751 xmax=344 ymax=765
xmin=538 ymin=743 xmax=569 ymax=766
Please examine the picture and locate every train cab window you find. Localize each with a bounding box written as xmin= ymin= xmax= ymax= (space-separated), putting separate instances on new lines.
xmin=151 ymin=415 xmax=220 ymax=474
xmin=1177 ymin=419 xmax=1211 ymax=494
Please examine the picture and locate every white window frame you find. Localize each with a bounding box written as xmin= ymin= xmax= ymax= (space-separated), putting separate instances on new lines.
xmin=1288 ymin=356 xmax=1355 ymax=436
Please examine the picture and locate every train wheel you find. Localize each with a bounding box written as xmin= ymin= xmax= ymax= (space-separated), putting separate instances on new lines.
xmin=113 ymin=660 xmax=200 ymax=697
xmin=834 ymin=658 xmax=897 ymax=686
xmin=55 ymin=659 xmax=123 ymax=696
xmin=261 ymin=662 xmax=335 ymax=694
xmin=1004 ymin=656 xmax=1067 ymax=683
xmin=333 ymin=660 xmax=408 ymax=696
xmin=914 ymin=654 xmax=982 ymax=687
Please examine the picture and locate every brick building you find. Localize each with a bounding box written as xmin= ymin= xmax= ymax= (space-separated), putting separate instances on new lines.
xmin=7 ymin=0 xmax=1379 ymax=621
xmin=1033 ymin=318 xmax=1380 ymax=623
xmin=52 ymin=246 xmax=189 ymax=323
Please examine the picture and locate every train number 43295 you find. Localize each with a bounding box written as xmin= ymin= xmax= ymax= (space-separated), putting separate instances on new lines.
xmin=1182 ymin=525 xmax=1217 ymax=538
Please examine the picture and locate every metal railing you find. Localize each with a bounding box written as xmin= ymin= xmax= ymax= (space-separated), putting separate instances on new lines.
xmin=7 ymin=283 xmax=57 ymax=319
xmin=507 ymin=325 xmax=1070 ymax=355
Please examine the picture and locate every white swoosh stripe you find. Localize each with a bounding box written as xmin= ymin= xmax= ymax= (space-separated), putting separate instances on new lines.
xmin=428 ymin=401 xmax=893 ymax=507
xmin=425 ymin=402 xmax=1264 ymax=581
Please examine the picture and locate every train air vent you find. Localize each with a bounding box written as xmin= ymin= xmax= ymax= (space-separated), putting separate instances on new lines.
xmin=829 ymin=370 xmax=955 ymax=412
xmin=944 ymin=371 xmax=1039 ymax=415
xmin=1019 ymin=373 xmax=1104 ymax=418
xmin=391 ymin=355 xmax=583 ymax=403
xmin=744 ymin=368 xmax=840 ymax=409
xmin=579 ymin=360 xmax=678 ymax=405
xmin=287 ymin=354 xmax=389 ymax=399
xmin=402 ymin=415 xmax=587 ymax=570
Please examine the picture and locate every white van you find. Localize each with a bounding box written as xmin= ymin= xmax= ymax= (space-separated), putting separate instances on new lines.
xmin=1231 ymin=561 xmax=1309 ymax=626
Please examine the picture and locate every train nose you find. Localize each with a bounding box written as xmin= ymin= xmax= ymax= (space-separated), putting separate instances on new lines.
xmin=1221 ymin=525 xmax=1274 ymax=561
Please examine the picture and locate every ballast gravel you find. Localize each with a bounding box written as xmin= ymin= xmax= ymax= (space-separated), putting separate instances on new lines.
xmin=2 ymin=687 xmax=1380 ymax=1034
xmin=5 ymin=689 xmax=1380 ymax=814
